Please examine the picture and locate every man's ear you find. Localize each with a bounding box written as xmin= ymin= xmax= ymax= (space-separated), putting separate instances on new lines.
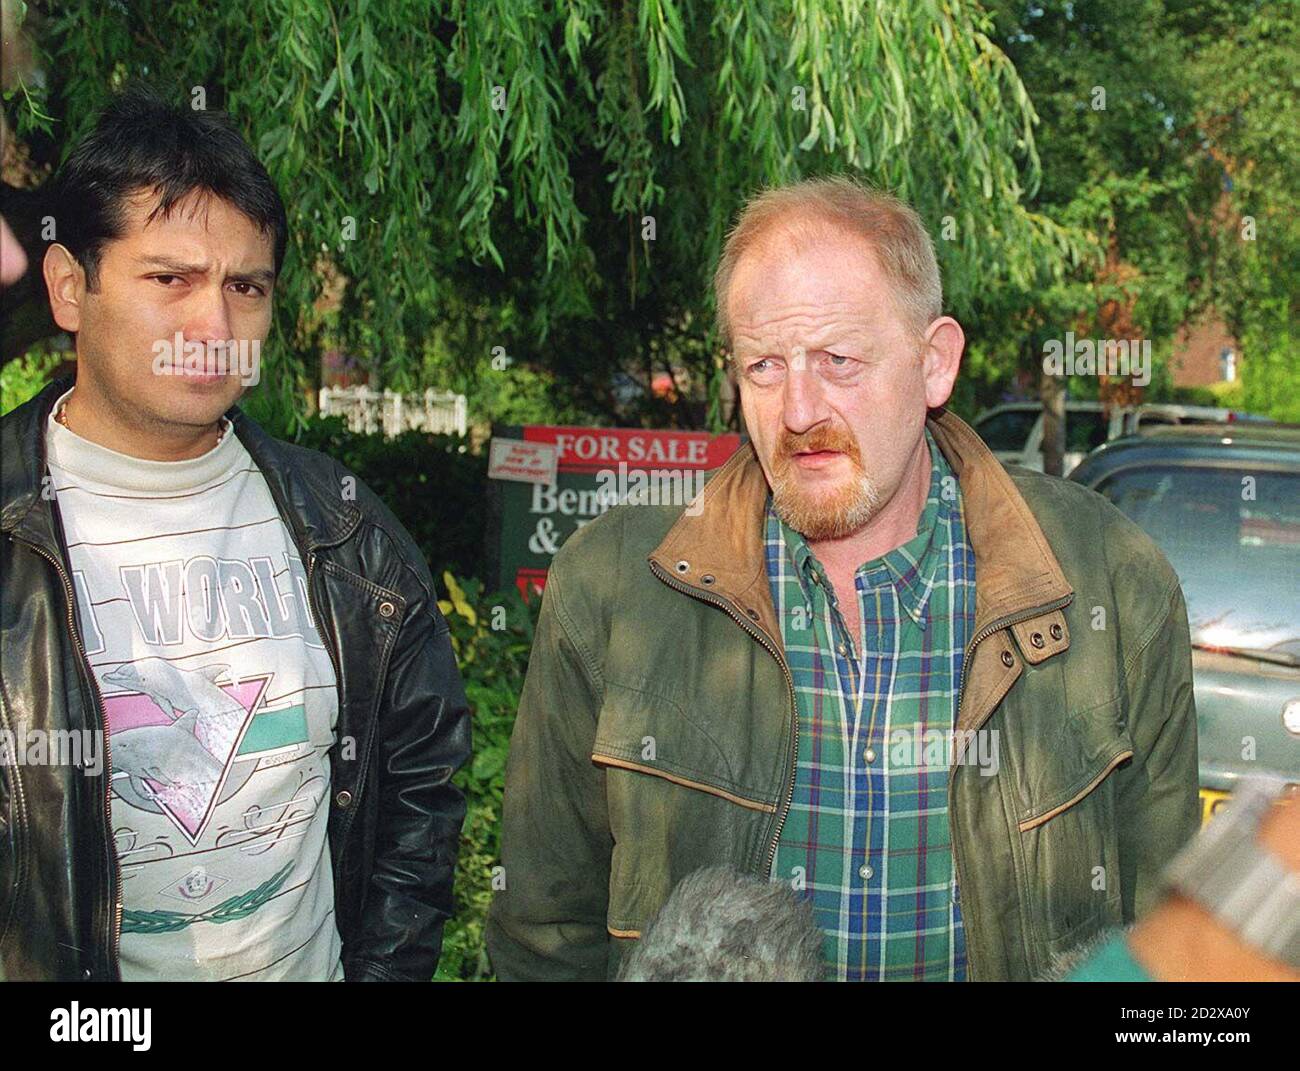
xmin=43 ymin=243 xmax=86 ymax=333
xmin=921 ymin=316 xmax=965 ymax=410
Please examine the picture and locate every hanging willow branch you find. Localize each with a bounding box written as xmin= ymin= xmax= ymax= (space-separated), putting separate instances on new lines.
xmin=12 ymin=0 xmax=1082 ymax=429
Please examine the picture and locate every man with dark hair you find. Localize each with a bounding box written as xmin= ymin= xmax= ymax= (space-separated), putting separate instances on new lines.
xmin=0 ymin=88 xmax=471 ymax=981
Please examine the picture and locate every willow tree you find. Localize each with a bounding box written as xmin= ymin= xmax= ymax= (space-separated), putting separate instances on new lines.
xmin=6 ymin=0 xmax=1077 ymax=429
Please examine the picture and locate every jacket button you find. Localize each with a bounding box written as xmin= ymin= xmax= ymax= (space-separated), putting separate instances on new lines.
xmin=1030 ymin=631 xmax=1045 ymax=649
xmin=1000 ymin=650 xmax=1014 ymax=668
xmin=378 ymin=601 xmax=395 ymax=618
xmin=335 ymin=790 xmax=353 ymax=808
xmin=1049 ymin=623 xmax=1063 ymax=641
xmin=82 ymin=968 xmax=92 ymax=980
xmin=701 ymin=573 xmax=716 ymax=586
xmin=675 ymin=559 xmax=690 ymax=574
xmin=746 ymin=608 xmax=760 ymax=621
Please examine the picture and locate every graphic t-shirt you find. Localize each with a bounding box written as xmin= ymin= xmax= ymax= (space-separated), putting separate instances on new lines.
xmin=45 ymin=392 xmax=344 ymax=981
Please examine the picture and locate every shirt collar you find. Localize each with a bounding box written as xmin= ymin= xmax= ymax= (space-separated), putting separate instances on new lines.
xmin=768 ymin=428 xmax=960 ymax=628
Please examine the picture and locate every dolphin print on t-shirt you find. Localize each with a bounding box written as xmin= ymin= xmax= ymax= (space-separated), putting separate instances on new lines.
xmin=100 ymin=658 xmax=269 ymax=844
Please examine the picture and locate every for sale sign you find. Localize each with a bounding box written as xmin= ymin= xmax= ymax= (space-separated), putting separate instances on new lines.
xmin=489 ymin=426 xmax=744 ymax=599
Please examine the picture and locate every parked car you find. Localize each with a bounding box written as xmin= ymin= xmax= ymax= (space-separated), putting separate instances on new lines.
xmin=974 ymin=401 xmax=1272 ymax=474
xmin=1069 ymin=424 xmax=1300 ymax=823
xmin=1120 ymin=403 xmax=1273 ymax=435
xmin=973 ymin=401 xmax=1113 ymax=473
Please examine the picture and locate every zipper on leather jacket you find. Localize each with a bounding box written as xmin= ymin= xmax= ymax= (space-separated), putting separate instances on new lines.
xmin=21 ymin=539 xmax=122 ymax=981
xmin=947 ymin=592 xmax=1073 ymax=980
xmin=647 ymin=559 xmax=799 ymax=880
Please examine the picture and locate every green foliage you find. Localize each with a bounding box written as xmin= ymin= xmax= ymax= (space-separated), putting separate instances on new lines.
xmin=431 ymin=573 xmax=536 ymax=981
xmin=974 ymin=0 xmax=1298 ymax=409
xmin=1233 ymin=301 xmax=1300 ymax=423
xmin=1177 ymin=1 xmax=1300 ymax=397
xmin=943 ymin=342 xmax=1011 ymax=420
xmin=974 ymin=1 xmax=1205 ymax=371
xmin=0 ymin=348 xmax=62 ymax=415
xmin=10 ymin=0 xmax=1069 ymax=429
xmin=288 ymin=416 xmax=489 ymax=581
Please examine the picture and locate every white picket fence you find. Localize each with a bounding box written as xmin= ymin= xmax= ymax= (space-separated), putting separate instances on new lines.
xmin=318 ymin=386 xmax=468 ymax=437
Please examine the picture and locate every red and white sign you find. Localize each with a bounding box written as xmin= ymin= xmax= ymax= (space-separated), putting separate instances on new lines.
xmin=491 ymin=424 xmax=745 ymax=601
xmin=519 ymin=426 xmax=740 ymax=474
xmin=488 ymin=437 xmax=559 ymax=485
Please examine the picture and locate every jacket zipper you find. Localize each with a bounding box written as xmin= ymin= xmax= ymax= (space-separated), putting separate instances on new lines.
xmin=23 ymin=539 xmax=121 ymax=981
xmin=953 ymin=594 xmax=1074 ymax=728
xmin=647 ymin=560 xmax=798 ymax=879
xmin=947 ymin=592 xmax=1073 ymax=980
xmin=304 ymin=553 xmax=351 ymax=824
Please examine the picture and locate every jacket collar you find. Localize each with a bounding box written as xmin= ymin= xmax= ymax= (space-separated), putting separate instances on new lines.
xmin=648 ymin=406 xmax=1074 ymax=650
xmin=2 ymin=375 xmax=360 ymax=556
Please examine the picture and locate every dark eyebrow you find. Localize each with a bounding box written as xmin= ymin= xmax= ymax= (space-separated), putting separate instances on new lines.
xmin=135 ymin=256 xmax=275 ymax=287
xmin=227 ymin=268 xmax=277 ymax=287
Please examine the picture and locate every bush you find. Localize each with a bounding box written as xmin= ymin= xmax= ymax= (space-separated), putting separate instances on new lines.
xmin=289 ymin=416 xmax=490 ymax=581
xmin=1 ymin=350 xmax=65 ymax=416
xmin=431 ymin=573 xmax=535 ymax=981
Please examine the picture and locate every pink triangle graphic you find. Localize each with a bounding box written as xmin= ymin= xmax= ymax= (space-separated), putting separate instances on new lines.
xmin=102 ymin=670 xmax=270 ymax=844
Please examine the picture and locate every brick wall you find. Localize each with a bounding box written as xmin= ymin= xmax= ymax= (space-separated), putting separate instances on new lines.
xmin=1171 ymin=312 xmax=1237 ymax=388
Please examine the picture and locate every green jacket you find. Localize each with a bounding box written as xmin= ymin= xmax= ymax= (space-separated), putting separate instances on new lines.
xmin=486 ymin=408 xmax=1200 ymax=981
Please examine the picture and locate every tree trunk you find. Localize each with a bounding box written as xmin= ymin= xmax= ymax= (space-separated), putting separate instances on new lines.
xmin=1039 ymin=356 xmax=1066 ymax=477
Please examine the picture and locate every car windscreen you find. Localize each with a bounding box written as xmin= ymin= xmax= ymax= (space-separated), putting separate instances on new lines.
xmin=1067 ymin=411 xmax=1109 ymax=453
xmin=975 ymin=409 xmax=1038 ymax=451
xmin=1094 ymin=464 xmax=1300 ymax=659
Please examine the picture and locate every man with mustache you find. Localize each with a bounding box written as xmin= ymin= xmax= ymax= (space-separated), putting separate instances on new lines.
xmin=487 ymin=177 xmax=1199 ymax=981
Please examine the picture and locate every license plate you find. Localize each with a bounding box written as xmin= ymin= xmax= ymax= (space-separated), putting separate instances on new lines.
xmin=1200 ymin=788 xmax=1231 ymax=825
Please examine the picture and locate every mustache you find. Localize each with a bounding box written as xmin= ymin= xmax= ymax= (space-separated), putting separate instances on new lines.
xmin=775 ymin=425 xmax=861 ymax=462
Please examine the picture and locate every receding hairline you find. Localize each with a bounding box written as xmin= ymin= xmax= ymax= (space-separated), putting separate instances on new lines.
xmin=714 ymin=179 xmax=942 ymax=347
xmin=721 ymin=210 xmax=886 ymax=309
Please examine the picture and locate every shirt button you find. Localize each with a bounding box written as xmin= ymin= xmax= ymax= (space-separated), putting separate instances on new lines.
xmin=837 ymin=642 xmax=848 ymax=656
xmin=863 ymin=748 xmax=877 ymax=763
xmin=858 ymin=864 xmax=874 ymax=880
xmin=952 ymin=884 xmax=962 ymax=905
xmin=335 ymin=790 xmax=353 ymax=809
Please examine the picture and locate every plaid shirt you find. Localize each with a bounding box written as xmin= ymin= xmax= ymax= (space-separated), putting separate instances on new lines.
xmin=766 ymin=429 xmax=976 ymax=981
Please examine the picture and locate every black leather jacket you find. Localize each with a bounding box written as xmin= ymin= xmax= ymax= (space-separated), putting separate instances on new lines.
xmin=0 ymin=377 xmax=472 ymax=981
